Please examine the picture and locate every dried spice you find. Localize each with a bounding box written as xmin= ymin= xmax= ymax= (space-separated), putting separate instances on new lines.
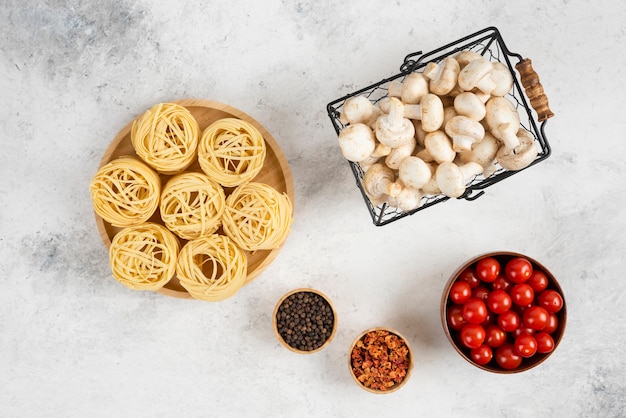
xmin=276 ymin=291 xmax=334 ymax=352
xmin=350 ymin=329 xmax=410 ymax=391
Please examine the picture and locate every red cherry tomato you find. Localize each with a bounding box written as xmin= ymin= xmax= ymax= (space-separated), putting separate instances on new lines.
xmin=486 ymin=290 xmax=512 ymax=314
xmin=472 ymin=286 xmax=490 ymax=303
xmin=497 ymin=310 xmax=520 ymax=332
xmin=543 ymin=313 xmax=559 ymax=334
xmin=447 ymin=305 xmax=466 ymax=331
xmin=514 ymin=334 xmax=538 ymax=357
xmin=460 ymin=324 xmax=486 ymax=349
xmin=470 ymin=344 xmax=493 ymax=365
xmin=458 ymin=267 xmax=481 ymax=289
xmin=510 ymin=283 xmax=535 ymax=306
xmin=505 ymin=257 xmax=533 ymax=283
xmin=495 ymin=344 xmax=522 ymax=370
xmin=484 ymin=325 xmax=507 ymax=348
xmin=492 ymin=274 xmax=513 ymax=292
xmin=523 ymin=306 xmax=550 ymax=330
xmin=476 ymin=257 xmax=500 ymax=283
xmin=449 ymin=281 xmax=472 ymax=305
xmin=462 ymin=298 xmax=488 ymax=324
xmin=537 ymin=289 xmax=564 ymax=313
xmin=535 ymin=332 xmax=555 ymax=354
xmin=527 ymin=270 xmax=549 ymax=292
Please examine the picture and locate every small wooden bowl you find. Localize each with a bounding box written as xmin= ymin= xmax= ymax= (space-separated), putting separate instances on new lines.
xmin=348 ymin=327 xmax=413 ymax=394
xmin=272 ymin=288 xmax=337 ymax=354
xmin=441 ymin=251 xmax=567 ymax=373
xmin=94 ymin=99 xmax=295 ymax=299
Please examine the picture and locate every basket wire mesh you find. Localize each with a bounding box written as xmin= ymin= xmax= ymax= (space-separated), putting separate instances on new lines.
xmin=326 ymin=27 xmax=552 ymax=226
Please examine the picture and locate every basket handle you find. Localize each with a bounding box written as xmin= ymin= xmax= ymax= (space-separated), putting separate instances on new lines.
xmin=515 ymin=59 xmax=554 ymax=122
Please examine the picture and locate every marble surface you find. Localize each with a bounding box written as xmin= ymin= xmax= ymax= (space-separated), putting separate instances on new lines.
xmin=1 ymin=1 xmax=625 ymax=416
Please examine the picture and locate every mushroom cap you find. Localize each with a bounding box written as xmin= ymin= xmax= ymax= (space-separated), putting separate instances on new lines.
xmin=388 ymin=184 xmax=422 ymax=212
xmin=337 ymin=123 xmax=376 ymax=162
xmin=436 ymin=162 xmax=466 ymax=198
xmin=398 ymin=156 xmax=432 ymax=190
xmin=401 ymin=72 xmax=429 ymax=104
xmin=453 ymin=92 xmax=486 ymax=121
xmin=490 ymin=62 xmax=514 ymax=97
xmin=424 ymin=130 xmax=455 ymax=164
xmin=424 ymin=57 xmax=460 ymax=96
xmin=445 ymin=115 xmax=485 ymax=152
xmin=496 ymin=129 xmax=539 ymax=170
xmin=340 ymin=96 xmax=374 ymax=125
xmin=485 ymin=97 xmax=521 ymax=149
xmin=385 ymin=136 xmax=416 ymax=170
xmin=420 ymin=93 xmax=445 ymax=132
xmin=458 ymin=59 xmax=496 ymax=94
xmin=363 ymin=163 xmax=401 ymax=200
xmin=458 ymin=132 xmax=499 ymax=169
xmin=375 ymin=97 xmax=416 ymax=148
xmin=455 ymin=50 xmax=484 ymax=68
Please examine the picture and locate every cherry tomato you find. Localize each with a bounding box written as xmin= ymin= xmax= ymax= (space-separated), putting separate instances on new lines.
xmin=470 ymin=344 xmax=493 ymax=365
xmin=486 ymin=290 xmax=512 ymax=314
xmin=523 ymin=306 xmax=550 ymax=330
xmin=484 ymin=325 xmax=507 ymax=348
xmin=505 ymin=257 xmax=533 ymax=283
xmin=543 ymin=313 xmax=559 ymax=334
xmin=537 ymin=289 xmax=564 ymax=313
xmin=495 ymin=344 xmax=522 ymax=370
xmin=460 ymin=324 xmax=486 ymax=349
xmin=472 ymin=286 xmax=490 ymax=303
xmin=492 ymin=274 xmax=513 ymax=292
xmin=447 ymin=305 xmax=466 ymax=331
xmin=535 ymin=332 xmax=555 ymax=354
xmin=514 ymin=334 xmax=538 ymax=357
xmin=497 ymin=310 xmax=520 ymax=332
xmin=462 ymin=298 xmax=488 ymax=324
xmin=458 ymin=267 xmax=481 ymax=289
xmin=449 ymin=281 xmax=472 ymax=305
xmin=527 ymin=270 xmax=549 ymax=292
xmin=510 ymin=283 xmax=535 ymax=306
xmin=476 ymin=257 xmax=500 ymax=283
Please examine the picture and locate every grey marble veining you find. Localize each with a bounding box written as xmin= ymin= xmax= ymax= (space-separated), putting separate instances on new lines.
xmin=1 ymin=0 xmax=625 ymax=417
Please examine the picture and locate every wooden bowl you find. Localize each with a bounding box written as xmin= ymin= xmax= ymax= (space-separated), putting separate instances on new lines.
xmin=348 ymin=327 xmax=413 ymax=394
xmin=272 ymin=288 xmax=337 ymax=354
xmin=441 ymin=251 xmax=566 ymax=373
xmin=94 ymin=99 xmax=295 ymax=299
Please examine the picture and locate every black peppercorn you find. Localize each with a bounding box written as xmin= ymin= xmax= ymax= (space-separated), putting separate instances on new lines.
xmin=275 ymin=290 xmax=335 ymax=352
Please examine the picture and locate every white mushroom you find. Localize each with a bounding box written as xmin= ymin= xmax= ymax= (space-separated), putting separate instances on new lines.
xmin=496 ymin=128 xmax=539 ymax=171
xmin=359 ymin=154 xmax=381 ymax=173
xmin=445 ymin=115 xmax=485 ymax=152
xmin=388 ymin=72 xmax=430 ymax=104
xmin=387 ymin=183 xmax=422 ymax=212
xmin=442 ymin=106 xmax=458 ymax=128
xmin=371 ymin=141 xmax=392 ymax=158
xmin=415 ymin=146 xmax=434 ymax=163
xmin=455 ymin=50 xmax=484 ymax=68
xmin=436 ymin=161 xmax=483 ymax=198
xmin=398 ymin=156 xmax=432 ymax=190
xmin=453 ymin=92 xmax=487 ymax=121
xmin=340 ymin=96 xmax=375 ymax=125
xmin=363 ymin=163 xmax=402 ymax=204
xmin=385 ymin=136 xmax=416 ymax=170
xmin=424 ymin=130 xmax=455 ymax=164
xmin=458 ymin=58 xmax=496 ymax=94
xmin=421 ymin=162 xmax=441 ymax=195
xmin=423 ymin=57 xmax=461 ymax=96
xmin=337 ymin=123 xmax=376 ymax=162
xmin=375 ymin=97 xmax=415 ymax=148
xmin=490 ymin=62 xmax=514 ymax=97
xmin=458 ymin=132 xmax=499 ymax=177
xmin=485 ymin=97 xmax=521 ymax=149
xmin=403 ymin=93 xmax=444 ymax=132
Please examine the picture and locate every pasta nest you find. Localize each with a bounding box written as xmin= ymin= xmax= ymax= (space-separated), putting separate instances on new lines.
xmin=131 ymin=103 xmax=200 ymax=174
xmin=90 ymin=156 xmax=161 ymax=227
xmin=160 ymin=172 xmax=226 ymax=240
xmin=176 ymin=234 xmax=247 ymax=302
xmin=198 ymin=118 xmax=266 ymax=187
xmin=223 ymin=182 xmax=293 ymax=251
xmin=109 ymin=222 xmax=180 ymax=290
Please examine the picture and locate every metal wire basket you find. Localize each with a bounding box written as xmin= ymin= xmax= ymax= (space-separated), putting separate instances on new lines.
xmin=326 ymin=26 xmax=554 ymax=226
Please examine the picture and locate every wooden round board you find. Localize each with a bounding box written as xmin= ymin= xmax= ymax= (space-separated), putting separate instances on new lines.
xmin=94 ymin=99 xmax=295 ymax=299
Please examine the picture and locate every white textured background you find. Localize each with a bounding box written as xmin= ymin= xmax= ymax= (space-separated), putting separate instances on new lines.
xmin=1 ymin=1 xmax=625 ymax=417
